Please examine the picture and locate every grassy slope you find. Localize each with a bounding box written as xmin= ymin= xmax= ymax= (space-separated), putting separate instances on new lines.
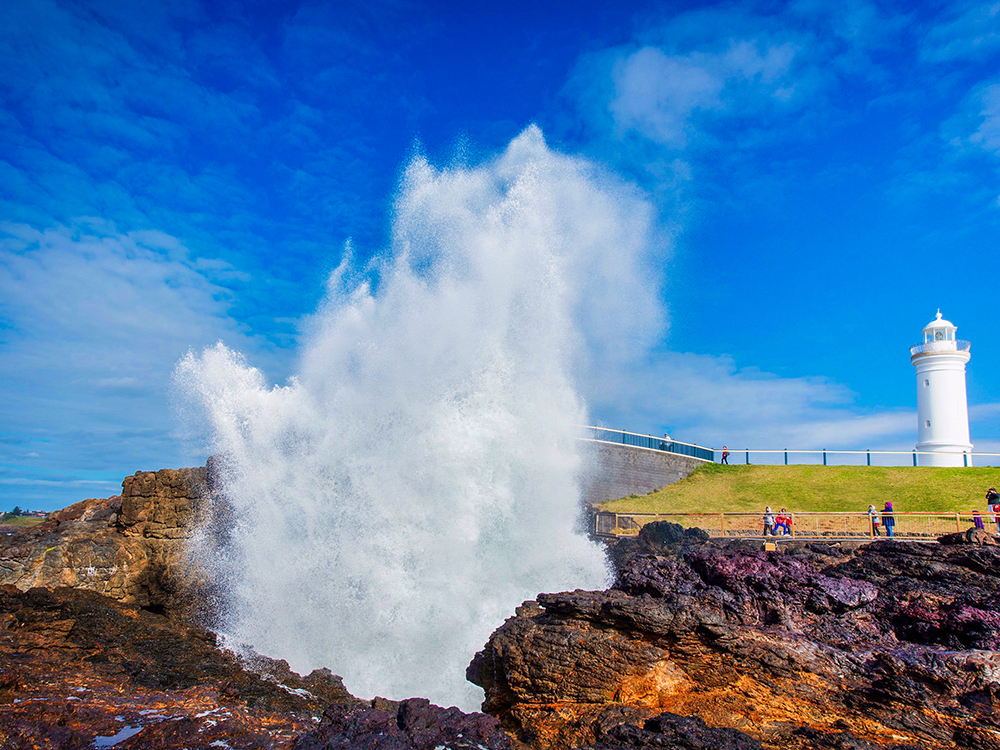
xmin=600 ymin=463 xmax=1000 ymax=514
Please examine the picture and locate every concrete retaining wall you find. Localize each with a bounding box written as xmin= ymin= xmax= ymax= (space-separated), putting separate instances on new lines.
xmin=580 ymin=439 xmax=707 ymax=506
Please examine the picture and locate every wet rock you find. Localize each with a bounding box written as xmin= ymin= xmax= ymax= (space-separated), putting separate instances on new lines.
xmin=938 ymin=528 xmax=1000 ymax=546
xmin=637 ymin=521 xmax=710 ymax=551
xmin=470 ymin=540 xmax=1000 ymax=749
xmin=0 ymin=584 xmax=359 ymax=749
xmin=582 ymin=712 xmax=764 ymax=750
xmin=292 ymin=697 xmax=513 ymax=750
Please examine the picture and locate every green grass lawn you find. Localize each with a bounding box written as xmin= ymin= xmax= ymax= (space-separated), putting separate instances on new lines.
xmin=0 ymin=515 xmax=46 ymax=529
xmin=599 ymin=463 xmax=1000 ymax=515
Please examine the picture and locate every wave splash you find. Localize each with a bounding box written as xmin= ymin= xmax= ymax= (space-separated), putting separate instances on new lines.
xmin=175 ymin=126 xmax=659 ymax=709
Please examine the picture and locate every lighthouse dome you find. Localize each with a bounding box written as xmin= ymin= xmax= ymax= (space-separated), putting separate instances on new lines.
xmin=921 ymin=310 xmax=958 ymax=343
xmin=923 ymin=310 xmax=955 ymax=331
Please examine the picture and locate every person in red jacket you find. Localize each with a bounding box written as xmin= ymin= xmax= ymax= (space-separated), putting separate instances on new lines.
xmin=774 ymin=508 xmax=791 ymax=536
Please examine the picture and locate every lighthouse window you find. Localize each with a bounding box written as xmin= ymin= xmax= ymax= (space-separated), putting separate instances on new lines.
xmin=924 ymin=379 xmax=929 ymax=387
xmin=926 ymin=420 xmax=931 ymax=427
xmin=935 ymin=330 xmax=944 ymax=341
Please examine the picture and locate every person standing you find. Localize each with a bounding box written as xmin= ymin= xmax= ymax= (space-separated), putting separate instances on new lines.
xmin=973 ymin=509 xmax=986 ymax=531
xmin=774 ymin=508 xmax=791 ymax=536
xmin=882 ymin=500 xmax=895 ymax=538
xmin=721 ymin=446 xmax=730 ymax=465
xmin=868 ymin=504 xmax=881 ymax=537
xmin=763 ymin=506 xmax=775 ymax=537
xmin=987 ymin=488 xmax=1000 ymax=530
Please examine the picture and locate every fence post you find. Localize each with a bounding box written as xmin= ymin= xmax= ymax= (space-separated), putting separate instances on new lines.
xmin=784 ymin=449 xmax=788 ymax=465
xmin=913 ymin=450 xmax=917 ymax=467
xmin=867 ymin=450 xmax=871 ymax=466
xmin=746 ymin=449 xmax=750 ymax=465
xmin=720 ymin=513 xmax=725 ymax=538
xmin=622 ymin=431 xmax=626 ymax=444
xmin=964 ymin=452 xmax=968 ymax=467
xmin=956 ymin=513 xmax=961 ymax=533
xmin=823 ymin=450 xmax=827 ymax=466
xmin=614 ymin=514 xmax=619 ymax=536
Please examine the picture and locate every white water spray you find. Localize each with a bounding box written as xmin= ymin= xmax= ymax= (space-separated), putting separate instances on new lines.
xmin=175 ymin=127 xmax=662 ymax=710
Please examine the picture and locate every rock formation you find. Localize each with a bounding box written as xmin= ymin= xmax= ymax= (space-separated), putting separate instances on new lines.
xmin=0 ymin=581 xmax=521 ymax=750
xmin=6 ymin=477 xmax=1000 ymax=750
xmin=0 ymin=468 xmax=209 ymax=616
xmin=0 ymin=468 xmax=518 ymax=749
xmin=292 ymin=698 xmax=514 ymax=750
xmin=469 ymin=522 xmax=1000 ymax=750
xmin=0 ymin=583 xmax=358 ymax=749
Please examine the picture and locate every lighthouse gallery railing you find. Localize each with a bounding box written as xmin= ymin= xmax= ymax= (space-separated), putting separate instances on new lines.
xmin=909 ymin=340 xmax=971 ymax=356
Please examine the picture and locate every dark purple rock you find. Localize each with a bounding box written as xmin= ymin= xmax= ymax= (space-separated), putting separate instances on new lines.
xmin=582 ymin=712 xmax=763 ymax=750
xmin=293 ymin=698 xmax=513 ymax=750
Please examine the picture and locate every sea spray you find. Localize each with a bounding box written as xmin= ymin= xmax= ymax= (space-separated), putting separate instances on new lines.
xmin=175 ymin=126 xmax=662 ymax=710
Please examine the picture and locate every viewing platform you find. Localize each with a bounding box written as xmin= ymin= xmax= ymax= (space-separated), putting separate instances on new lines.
xmin=593 ymin=510 xmax=995 ymax=543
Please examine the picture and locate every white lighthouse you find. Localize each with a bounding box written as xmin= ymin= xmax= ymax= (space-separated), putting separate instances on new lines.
xmin=909 ymin=311 xmax=973 ymax=467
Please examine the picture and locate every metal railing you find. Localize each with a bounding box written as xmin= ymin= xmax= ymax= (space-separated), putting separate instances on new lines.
xmin=583 ymin=427 xmax=714 ymax=461
xmin=582 ymin=426 xmax=999 ymax=467
xmin=909 ymin=340 xmax=971 ymax=356
xmin=593 ymin=510 xmax=997 ymax=541
xmin=712 ymin=448 xmax=1000 ymax=467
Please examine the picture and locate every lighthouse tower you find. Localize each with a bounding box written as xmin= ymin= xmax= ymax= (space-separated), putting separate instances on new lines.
xmin=910 ymin=311 xmax=973 ymax=467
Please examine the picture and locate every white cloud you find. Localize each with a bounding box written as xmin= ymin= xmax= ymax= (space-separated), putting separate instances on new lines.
xmin=0 ymin=220 xmax=269 ymax=507
xmin=921 ymin=2 xmax=1000 ymax=63
xmin=587 ymin=351 xmax=917 ymax=451
xmin=969 ymin=83 xmax=1000 ymax=154
xmin=605 ymin=40 xmax=803 ymax=148
xmin=566 ymin=2 xmax=906 ymax=158
xmin=940 ymin=79 xmax=1000 ymax=161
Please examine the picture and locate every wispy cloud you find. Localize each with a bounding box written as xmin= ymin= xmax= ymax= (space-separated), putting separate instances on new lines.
xmin=921 ymin=1 xmax=1000 ymax=63
xmin=968 ymin=82 xmax=1000 ymax=155
xmin=585 ymin=351 xmax=917 ymax=451
xmin=565 ymin=1 xmax=906 ymax=159
xmin=606 ymin=40 xmax=801 ymax=149
xmin=0 ymin=220 xmax=267 ymax=508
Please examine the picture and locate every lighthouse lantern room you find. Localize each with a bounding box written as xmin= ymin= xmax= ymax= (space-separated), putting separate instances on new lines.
xmin=909 ymin=311 xmax=973 ymax=467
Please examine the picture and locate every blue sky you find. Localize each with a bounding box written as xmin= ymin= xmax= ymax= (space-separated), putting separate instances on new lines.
xmin=2 ymin=0 xmax=999 ymax=509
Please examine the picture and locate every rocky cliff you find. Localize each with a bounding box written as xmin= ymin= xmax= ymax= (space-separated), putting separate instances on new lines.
xmin=468 ymin=523 xmax=1000 ymax=750
xmin=0 ymin=468 xmax=209 ymax=616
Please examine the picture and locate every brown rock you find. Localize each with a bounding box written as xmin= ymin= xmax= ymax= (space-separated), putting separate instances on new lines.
xmin=0 ymin=585 xmax=359 ymax=749
xmin=0 ymin=468 xmax=211 ymax=617
xmin=937 ymin=527 xmax=1000 ymax=546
